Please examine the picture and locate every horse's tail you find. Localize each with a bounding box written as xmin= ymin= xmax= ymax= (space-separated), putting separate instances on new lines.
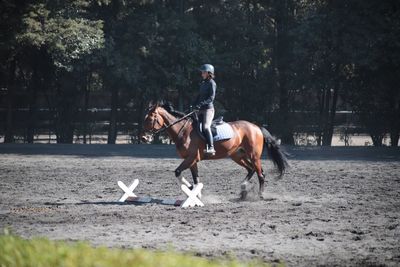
xmin=259 ymin=127 xmax=289 ymax=177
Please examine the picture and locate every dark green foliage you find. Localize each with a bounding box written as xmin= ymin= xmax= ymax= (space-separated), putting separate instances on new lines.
xmin=0 ymin=0 xmax=399 ymax=145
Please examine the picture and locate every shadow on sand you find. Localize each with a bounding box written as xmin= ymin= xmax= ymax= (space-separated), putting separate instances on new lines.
xmin=1 ymin=143 xmax=399 ymax=161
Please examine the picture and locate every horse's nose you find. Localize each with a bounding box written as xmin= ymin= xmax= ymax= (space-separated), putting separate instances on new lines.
xmin=139 ymin=131 xmax=150 ymax=143
xmin=140 ymin=135 xmax=149 ymax=143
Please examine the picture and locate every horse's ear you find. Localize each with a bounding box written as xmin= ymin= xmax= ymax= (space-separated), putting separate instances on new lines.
xmin=148 ymin=101 xmax=153 ymax=108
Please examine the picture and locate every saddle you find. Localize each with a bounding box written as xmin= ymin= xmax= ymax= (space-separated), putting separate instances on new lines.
xmin=193 ymin=114 xmax=234 ymax=142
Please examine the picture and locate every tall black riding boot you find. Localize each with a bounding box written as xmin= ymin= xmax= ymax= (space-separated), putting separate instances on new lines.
xmin=204 ymin=128 xmax=216 ymax=155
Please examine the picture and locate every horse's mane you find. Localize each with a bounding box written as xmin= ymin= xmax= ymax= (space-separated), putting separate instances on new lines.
xmin=158 ymin=101 xmax=186 ymax=118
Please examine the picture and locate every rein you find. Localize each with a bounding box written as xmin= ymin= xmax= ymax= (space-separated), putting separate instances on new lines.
xmin=151 ymin=110 xmax=196 ymax=135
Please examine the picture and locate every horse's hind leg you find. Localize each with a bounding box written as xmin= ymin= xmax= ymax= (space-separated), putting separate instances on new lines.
xmin=243 ymin=133 xmax=265 ymax=199
xmin=240 ymin=158 xmax=255 ymax=188
xmin=230 ymin=153 xmax=255 ymax=180
xmin=230 ymin=153 xmax=255 ymax=199
xmin=253 ymin=157 xmax=265 ymax=198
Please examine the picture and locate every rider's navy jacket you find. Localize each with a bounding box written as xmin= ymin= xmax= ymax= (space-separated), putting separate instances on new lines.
xmin=195 ymin=78 xmax=216 ymax=110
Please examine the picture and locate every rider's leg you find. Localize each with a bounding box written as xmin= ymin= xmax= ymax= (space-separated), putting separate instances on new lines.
xmin=197 ymin=113 xmax=204 ymax=132
xmin=203 ymin=108 xmax=215 ymax=154
xmin=203 ymin=128 xmax=213 ymax=148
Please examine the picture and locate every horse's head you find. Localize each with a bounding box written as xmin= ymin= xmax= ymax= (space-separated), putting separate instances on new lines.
xmin=140 ymin=101 xmax=166 ymax=143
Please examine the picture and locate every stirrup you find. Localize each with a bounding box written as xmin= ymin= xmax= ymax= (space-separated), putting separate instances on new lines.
xmin=204 ymin=146 xmax=216 ymax=155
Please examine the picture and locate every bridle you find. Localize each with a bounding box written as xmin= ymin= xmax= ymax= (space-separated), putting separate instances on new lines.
xmin=150 ymin=110 xmax=167 ymax=134
xmin=147 ymin=109 xmax=196 ymax=135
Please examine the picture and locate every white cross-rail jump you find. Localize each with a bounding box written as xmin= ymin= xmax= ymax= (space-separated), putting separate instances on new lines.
xmin=180 ymin=177 xmax=204 ymax=208
xmin=117 ymin=177 xmax=204 ymax=208
xmin=118 ymin=179 xmax=139 ymax=202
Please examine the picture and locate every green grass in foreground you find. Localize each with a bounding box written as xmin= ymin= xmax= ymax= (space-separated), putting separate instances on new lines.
xmin=0 ymin=230 xmax=275 ymax=267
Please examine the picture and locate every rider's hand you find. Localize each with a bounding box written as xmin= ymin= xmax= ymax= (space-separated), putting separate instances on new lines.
xmin=190 ymin=105 xmax=200 ymax=112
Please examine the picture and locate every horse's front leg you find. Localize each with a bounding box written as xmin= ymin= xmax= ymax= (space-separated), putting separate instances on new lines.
xmin=174 ymin=157 xmax=197 ymax=179
xmin=190 ymin=163 xmax=199 ymax=186
xmin=175 ymin=157 xmax=202 ymax=199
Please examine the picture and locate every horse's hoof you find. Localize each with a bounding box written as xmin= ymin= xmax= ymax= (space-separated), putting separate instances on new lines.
xmin=241 ymin=183 xmax=247 ymax=191
xmin=174 ymin=169 xmax=181 ymax=177
xmin=240 ymin=190 xmax=247 ymax=200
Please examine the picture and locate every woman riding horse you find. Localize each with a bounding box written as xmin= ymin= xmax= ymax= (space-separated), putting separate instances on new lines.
xmin=141 ymin=99 xmax=288 ymax=199
xmin=194 ymin=64 xmax=217 ymax=155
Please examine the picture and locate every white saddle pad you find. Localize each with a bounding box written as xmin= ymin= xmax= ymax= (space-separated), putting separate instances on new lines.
xmin=213 ymin=123 xmax=234 ymax=141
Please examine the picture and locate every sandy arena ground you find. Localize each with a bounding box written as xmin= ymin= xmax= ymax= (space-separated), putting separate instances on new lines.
xmin=0 ymin=144 xmax=399 ymax=266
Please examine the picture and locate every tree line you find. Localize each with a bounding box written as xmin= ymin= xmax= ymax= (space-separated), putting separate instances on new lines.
xmin=1 ymin=0 xmax=399 ymax=146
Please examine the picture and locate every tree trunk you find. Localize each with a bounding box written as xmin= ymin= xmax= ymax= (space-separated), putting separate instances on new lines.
xmin=389 ymin=97 xmax=399 ymax=147
xmin=4 ymin=60 xmax=16 ymax=143
xmin=108 ymin=87 xmax=119 ymax=144
xmin=274 ymin=0 xmax=294 ymax=145
xmin=325 ymin=87 xmax=338 ymax=146
xmin=317 ymin=89 xmax=325 ymax=146
xmin=4 ymin=93 xmax=14 ymax=143
xmin=55 ymin=73 xmax=76 ymax=144
xmin=323 ymin=77 xmax=340 ymax=146
xmin=27 ymin=67 xmax=39 ymax=143
xmin=371 ymin=134 xmax=383 ymax=146
xmin=26 ymin=92 xmax=38 ymax=143
xmin=136 ymin=93 xmax=145 ymax=144
xmin=56 ymin=106 xmax=75 ymax=144
xmin=321 ymin=88 xmax=331 ymax=146
xmin=83 ymin=72 xmax=90 ymax=144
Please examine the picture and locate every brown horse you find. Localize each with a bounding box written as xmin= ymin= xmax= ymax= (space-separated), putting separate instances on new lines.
xmin=140 ymin=101 xmax=288 ymax=198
